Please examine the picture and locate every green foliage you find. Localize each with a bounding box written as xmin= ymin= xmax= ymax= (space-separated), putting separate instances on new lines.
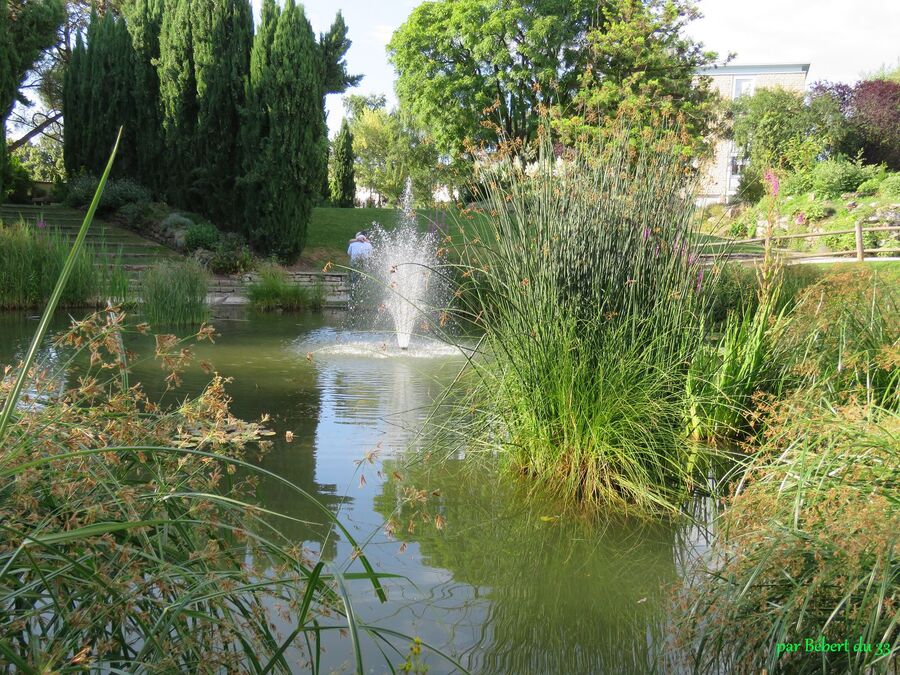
xmin=854 ymin=176 xmax=881 ymax=196
xmin=242 ymin=0 xmax=325 ymax=261
xmin=809 ymin=158 xmax=867 ymax=198
xmin=140 ymin=259 xmax=209 ymax=325
xmin=880 ymin=172 xmax=900 ymax=198
xmin=686 ymin=293 xmax=788 ymax=439
xmin=12 ymin=136 xmax=65 ymax=183
xmin=190 ymin=0 xmax=253 ymax=226
xmin=681 ymin=403 xmax=899 ymax=675
xmin=349 ymin=105 xmax=440 ymax=206
xmin=0 ymin=316 xmax=398 ymax=671
xmin=65 ymin=175 xmax=151 ymax=214
xmin=732 ymin=87 xmax=847 ymax=201
xmin=781 ymin=169 xmax=813 ymax=196
xmin=553 ymin=0 xmax=721 ymax=159
xmin=389 ymin=0 xmax=717 ymax=162
xmin=0 ymin=223 xmax=96 ymax=308
xmin=330 ymin=118 xmax=356 ymax=207
xmin=2 ymin=153 xmax=32 ymax=203
xmin=802 ymin=199 xmax=830 ymax=221
xmin=451 ymin=127 xmax=713 ymax=513
xmin=208 ymin=232 xmax=254 ymax=274
xmin=247 ymin=263 xmax=324 ymax=311
xmin=184 ymin=220 xmax=220 ymax=251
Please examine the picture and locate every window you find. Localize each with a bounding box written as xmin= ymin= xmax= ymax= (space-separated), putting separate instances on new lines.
xmin=733 ymin=77 xmax=755 ymax=99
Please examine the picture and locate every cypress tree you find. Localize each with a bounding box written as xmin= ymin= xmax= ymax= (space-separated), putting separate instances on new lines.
xmin=330 ymin=118 xmax=355 ymax=207
xmin=126 ymin=0 xmax=165 ymax=191
xmin=158 ymin=0 xmax=197 ymax=203
xmin=62 ymin=34 xmax=86 ymax=177
xmin=192 ymin=0 xmax=252 ymax=226
xmin=244 ymin=0 xmax=325 ymax=260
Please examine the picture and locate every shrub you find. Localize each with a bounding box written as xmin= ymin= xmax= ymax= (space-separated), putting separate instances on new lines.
xmin=855 ymin=176 xmax=882 ymax=195
xmin=184 ymin=221 xmax=220 ymax=251
xmin=802 ymin=200 xmax=830 ymax=221
xmin=879 ymin=172 xmax=900 ymax=198
xmin=809 ymin=158 xmax=866 ymax=198
xmin=781 ymin=169 xmax=813 ymax=196
xmin=2 ymin=154 xmax=32 ymax=203
xmin=679 ymin=403 xmax=899 ymax=674
xmin=140 ymin=260 xmax=209 ymax=325
xmin=248 ymin=263 xmax=324 ymax=311
xmin=208 ymin=233 xmax=255 ymax=275
xmin=161 ymin=212 xmax=194 ymax=230
xmin=65 ymin=175 xmax=152 ymax=214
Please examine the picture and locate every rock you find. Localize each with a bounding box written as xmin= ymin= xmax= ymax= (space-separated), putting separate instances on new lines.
xmin=845 ymin=200 xmax=857 ymax=210
xmin=865 ymin=215 xmax=880 ymax=224
xmin=173 ymin=228 xmax=187 ymax=250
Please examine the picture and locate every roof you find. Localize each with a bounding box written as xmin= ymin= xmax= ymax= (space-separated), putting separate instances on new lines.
xmin=696 ymin=63 xmax=811 ymax=76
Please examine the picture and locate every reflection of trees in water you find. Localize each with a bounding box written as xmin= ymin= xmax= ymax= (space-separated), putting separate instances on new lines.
xmin=374 ymin=458 xmax=685 ymax=674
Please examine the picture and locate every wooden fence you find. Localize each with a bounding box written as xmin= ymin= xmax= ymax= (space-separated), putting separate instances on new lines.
xmin=699 ymin=223 xmax=900 ymax=262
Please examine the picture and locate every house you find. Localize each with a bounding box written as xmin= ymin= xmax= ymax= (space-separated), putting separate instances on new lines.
xmin=697 ymin=63 xmax=810 ymax=204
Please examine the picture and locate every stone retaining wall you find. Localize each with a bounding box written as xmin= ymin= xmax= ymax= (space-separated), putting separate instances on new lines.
xmin=206 ymin=271 xmax=350 ymax=307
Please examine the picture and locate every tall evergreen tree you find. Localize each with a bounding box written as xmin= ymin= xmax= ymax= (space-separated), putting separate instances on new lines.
xmin=243 ymin=0 xmax=325 ymax=260
xmin=330 ymin=118 xmax=355 ymax=207
xmin=191 ymin=0 xmax=252 ymax=225
xmin=157 ymin=0 xmax=197 ymax=203
xmin=125 ymin=0 xmax=165 ymax=191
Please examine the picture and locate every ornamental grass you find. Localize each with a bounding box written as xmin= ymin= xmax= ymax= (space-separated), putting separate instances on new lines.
xmin=449 ymin=125 xmax=715 ymax=513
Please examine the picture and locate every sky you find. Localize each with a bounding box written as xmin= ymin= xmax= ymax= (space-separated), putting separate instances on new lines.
xmin=263 ymin=0 xmax=900 ymax=136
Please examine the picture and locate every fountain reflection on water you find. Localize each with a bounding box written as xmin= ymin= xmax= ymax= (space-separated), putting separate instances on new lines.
xmin=355 ymin=178 xmax=445 ymax=350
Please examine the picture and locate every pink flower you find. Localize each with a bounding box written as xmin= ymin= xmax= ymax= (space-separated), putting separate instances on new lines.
xmin=642 ymin=226 xmax=651 ymax=241
xmin=36 ymin=220 xmax=46 ymax=229
xmin=764 ymin=169 xmax=779 ymax=197
xmin=795 ymin=213 xmax=806 ymax=226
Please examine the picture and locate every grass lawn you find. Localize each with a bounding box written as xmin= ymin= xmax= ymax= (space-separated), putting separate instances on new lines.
xmin=297 ymin=206 xmax=488 ymax=270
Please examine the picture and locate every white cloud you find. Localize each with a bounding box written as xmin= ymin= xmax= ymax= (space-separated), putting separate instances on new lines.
xmin=368 ymin=24 xmax=395 ymax=47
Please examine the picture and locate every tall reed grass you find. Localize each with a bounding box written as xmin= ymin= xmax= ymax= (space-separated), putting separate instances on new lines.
xmin=0 ymin=222 xmax=127 ymax=308
xmin=248 ymin=263 xmax=325 ymax=311
xmin=450 ymin=127 xmax=716 ymax=513
xmin=140 ymin=259 xmax=209 ymax=326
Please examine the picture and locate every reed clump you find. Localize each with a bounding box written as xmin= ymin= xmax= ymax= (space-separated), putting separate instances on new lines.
xmin=248 ymin=263 xmax=324 ymax=311
xmin=140 ymin=259 xmax=209 ymax=325
xmin=0 ymin=221 xmax=125 ymax=308
xmin=452 ymin=126 xmax=714 ymax=513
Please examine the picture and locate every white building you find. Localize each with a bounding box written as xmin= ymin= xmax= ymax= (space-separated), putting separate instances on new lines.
xmin=697 ymin=63 xmax=810 ymax=203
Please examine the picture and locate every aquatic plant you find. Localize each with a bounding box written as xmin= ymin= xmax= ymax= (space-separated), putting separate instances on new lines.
xmin=248 ymin=263 xmax=324 ymax=311
xmin=0 ymin=222 xmax=127 ymax=309
xmin=449 ymin=125 xmax=715 ymax=513
xmin=140 ymin=259 xmax=209 ymax=326
xmin=678 ymin=400 xmax=899 ymax=674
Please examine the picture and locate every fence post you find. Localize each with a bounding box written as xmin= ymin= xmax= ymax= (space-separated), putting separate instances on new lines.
xmin=855 ymin=221 xmax=865 ymax=262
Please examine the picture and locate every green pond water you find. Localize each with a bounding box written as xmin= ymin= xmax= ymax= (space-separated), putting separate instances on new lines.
xmin=0 ymin=309 xmax=706 ymax=674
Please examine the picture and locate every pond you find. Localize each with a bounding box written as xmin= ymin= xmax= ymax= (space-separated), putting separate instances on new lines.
xmin=0 ymin=310 xmax=709 ymax=674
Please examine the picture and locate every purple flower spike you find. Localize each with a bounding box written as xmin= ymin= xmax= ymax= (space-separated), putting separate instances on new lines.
xmin=764 ymin=169 xmax=779 ymax=197
xmin=642 ymin=226 xmax=651 ymax=241
xmin=696 ymin=268 xmax=704 ymax=291
xmin=36 ymin=219 xmax=46 ymax=229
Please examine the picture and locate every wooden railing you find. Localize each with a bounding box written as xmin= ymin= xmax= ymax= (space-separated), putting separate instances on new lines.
xmin=699 ymin=223 xmax=900 ymax=262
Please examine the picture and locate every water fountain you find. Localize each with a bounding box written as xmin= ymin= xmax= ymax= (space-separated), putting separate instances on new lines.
xmin=360 ymin=179 xmax=443 ymax=350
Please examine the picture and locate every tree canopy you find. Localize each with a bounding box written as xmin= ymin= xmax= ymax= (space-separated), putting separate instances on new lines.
xmin=388 ymin=0 xmax=718 ymax=161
